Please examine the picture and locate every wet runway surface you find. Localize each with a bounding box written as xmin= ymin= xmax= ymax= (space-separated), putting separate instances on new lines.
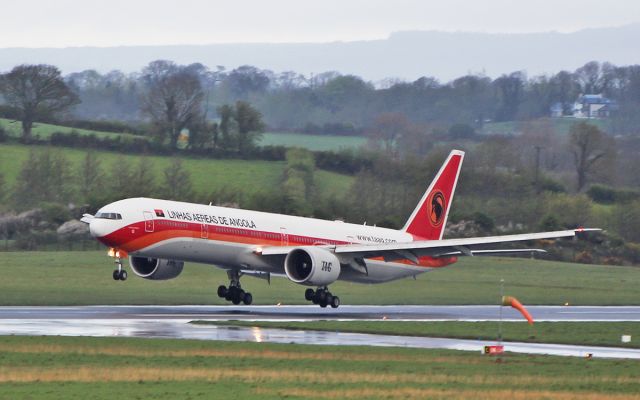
xmin=1 ymin=305 xmax=638 ymax=360
xmin=1 ymin=305 xmax=639 ymax=321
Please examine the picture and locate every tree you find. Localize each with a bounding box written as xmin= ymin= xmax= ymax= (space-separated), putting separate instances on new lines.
xmin=141 ymin=60 xmax=205 ymax=148
xmin=161 ymin=158 xmax=193 ymax=201
xmin=0 ymin=64 xmax=79 ymax=139
xmin=493 ymin=72 xmax=525 ymax=121
xmin=226 ymin=65 xmax=270 ymax=98
xmin=216 ymin=102 xmax=264 ymax=155
xmin=569 ymin=122 xmax=614 ymax=191
xmin=77 ymin=151 xmax=106 ymax=205
xmin=369 ymin=112 xmax=410 ymax=156
xmin=235 ymin=101 xmax=265 ymax=156
xmin=12 ymin=149 xmax=74 ymax=208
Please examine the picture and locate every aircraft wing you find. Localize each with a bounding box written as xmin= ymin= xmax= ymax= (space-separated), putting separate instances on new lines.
xmin=332 ymin=228 xmax=599 ymax=261
xmin=260 ymin=229 xmax=599 ymax=262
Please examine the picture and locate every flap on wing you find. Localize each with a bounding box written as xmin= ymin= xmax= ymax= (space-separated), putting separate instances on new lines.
xmin=335 ymin=228 xmax=593 ymax=254
xmin=334 ymin=229 xmax=599 ymax=258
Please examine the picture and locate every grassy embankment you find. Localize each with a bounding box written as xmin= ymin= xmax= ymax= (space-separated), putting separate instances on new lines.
xmin=0 ymin=251 xmax=638 ymax=306
xmin=0 ymin=336 xmax=638 ymax=399
xmin=261 ymin=131 xmax=366 ymax=151
xmin=0 ymin=117 xmax=366 ymax=151
xmin=0 ymin=118 xmax=139 ymax=140
xmin=0 ymin=143 xmax=352 ymax=199
xmin=195 ymin=321 xmax=640 ymax=349
xmin=481 ymin=117 xmax=611 ymax=136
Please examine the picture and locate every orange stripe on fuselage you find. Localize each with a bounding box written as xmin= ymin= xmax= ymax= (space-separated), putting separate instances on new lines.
xmin=99 ymin=219 xmax=457 ymax=269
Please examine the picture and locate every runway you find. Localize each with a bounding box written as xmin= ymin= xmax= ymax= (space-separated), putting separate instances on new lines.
xmin=0 ymin=305 xmax=638 ymax=360
xmin=1 ymin=304 xmax=639 ymax=321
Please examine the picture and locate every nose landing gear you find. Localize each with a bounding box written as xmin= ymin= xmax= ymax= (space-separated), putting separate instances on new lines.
xmin=217 ymin=270 xmax=253 ymax=305
xmin=305 ymin=287 xmax=340 ymax=308
xmin=112 ymin=255 xmax=127 ymax=281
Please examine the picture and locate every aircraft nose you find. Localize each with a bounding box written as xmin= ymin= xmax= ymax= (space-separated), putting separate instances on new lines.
xmin=89 ymin=219 xmax=109 ymax=238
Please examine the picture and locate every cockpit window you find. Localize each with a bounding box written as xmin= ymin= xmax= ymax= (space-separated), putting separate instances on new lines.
xmin=95 ymin=212 xmax=122 ymax=220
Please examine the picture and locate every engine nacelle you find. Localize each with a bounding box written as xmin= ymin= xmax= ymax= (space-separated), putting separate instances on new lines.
xmin=129 ymin=256 xmax=184 ymax=280
xmin=284 ymin=247 xmax=340 ymax=286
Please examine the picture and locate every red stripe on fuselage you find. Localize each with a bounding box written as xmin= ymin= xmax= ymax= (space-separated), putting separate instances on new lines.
xmin=98 ymin=219 xmax=457 ymax=268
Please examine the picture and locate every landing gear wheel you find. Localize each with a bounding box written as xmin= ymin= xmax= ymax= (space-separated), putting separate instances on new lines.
xmin=305 ymin=288 xmax=314 ymax=301
xmin=305 ymin=287 xmax=340 ymax=309
xmin=119 ymin=270 xmax=127 ymax=281
xmin=113 ymin=270 xmax=120 ymax=281
xmin=231 ymin=289 xmax=245 ymax=305
xmin=219 ymin=271 xmax=253 ymax=305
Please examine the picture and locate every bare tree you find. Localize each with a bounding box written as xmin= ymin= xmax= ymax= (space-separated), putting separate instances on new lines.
xmin=569 ymin=122 xmax=614 ymax=191
xmin=369 ymin=112 xmax=410 ymax=156
xmin=0 ymin=64 xmax=79 ymax=139
xmin=141 ymin=60 xmax=204 ymax=148
xmin=161 ymin=158 xmax=193 ymax=201
xmin=77 ymin=151 xmax=106 ymax=205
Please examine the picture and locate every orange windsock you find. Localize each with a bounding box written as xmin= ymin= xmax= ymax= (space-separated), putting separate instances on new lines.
xmin=502 ymin=296 xmax=534 ymax=325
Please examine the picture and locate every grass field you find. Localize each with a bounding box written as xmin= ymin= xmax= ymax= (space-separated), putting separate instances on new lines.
xmin=198 ymin=321 xmax=640 ymax=349
xmin=0 ymin=117 xmax=139 ymax=140
xmin=481 ymin=117 xmax=611 ymax=136
xmin=0 ymin=335 xmax=637 ymax=399
xmin=0 ymin=118 xmax=368 ymax=151
xmin=260 ymin=132 xmax=366 ymax=151
xmin=0 ymin=143 xmax=353 ymax=199
xmin=0 ymin=251 xmax=638 ymax=306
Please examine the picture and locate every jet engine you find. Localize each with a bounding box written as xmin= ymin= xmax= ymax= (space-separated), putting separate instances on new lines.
xmin=129 ymin=256 xmax=184 ymax=280
xmin=284 ymin=247 xmax=340 ymax=286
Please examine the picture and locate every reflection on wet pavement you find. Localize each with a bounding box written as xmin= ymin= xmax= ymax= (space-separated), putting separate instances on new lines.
xmin=0 ymin=317 xmax=639 ymax=360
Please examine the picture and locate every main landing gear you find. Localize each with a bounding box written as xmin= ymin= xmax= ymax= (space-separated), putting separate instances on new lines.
xmin=217 ymin=270 xmax=253 ymax=305
xmin=112 ymin=255 xmax=127 ymax=281
xmin=305 ymin=287 xmax=340 ymax=308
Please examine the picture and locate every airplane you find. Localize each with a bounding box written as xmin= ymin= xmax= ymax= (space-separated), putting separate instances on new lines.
xmin=81 ymin=149 xmax=597 ymax=308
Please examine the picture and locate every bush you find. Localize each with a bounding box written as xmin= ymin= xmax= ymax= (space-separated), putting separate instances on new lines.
xmin=539 ymin=214 xmax=562 ymax=231
xmin=41 ymin=203 xmax=71 ymax=225
xmin=62 ymin=119 xmax=145 ymax=135
xmin=448 ymin=123 xmax=476 ymax=139
xmin=0 ymin=126 xmax=7 ymax=142
xmin=587 ymin=184 xmax=640 ymax=204
xmin=472 ymin=212 xmax=494 ymax=233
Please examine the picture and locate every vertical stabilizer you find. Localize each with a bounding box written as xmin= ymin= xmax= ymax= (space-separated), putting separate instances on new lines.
xmin=402 ymin=150 xmax=464 ymax=240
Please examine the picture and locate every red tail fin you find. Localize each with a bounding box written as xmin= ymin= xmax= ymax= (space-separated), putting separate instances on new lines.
xmin=402 ymin=150 xmax=464 ymax=240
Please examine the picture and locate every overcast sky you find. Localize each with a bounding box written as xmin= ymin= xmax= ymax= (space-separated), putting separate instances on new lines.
xmin=1 ymin=0 xmax=639 ymax=48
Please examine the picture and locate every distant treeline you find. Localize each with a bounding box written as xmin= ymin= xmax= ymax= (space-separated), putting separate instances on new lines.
xmin=54 ymin=61 xmax=640 ymax=136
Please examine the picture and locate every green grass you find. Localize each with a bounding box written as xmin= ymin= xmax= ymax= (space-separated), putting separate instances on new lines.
xmin=197 ymin=321 xmax=640 ymax=349
xmin=0 ymin=336 xmax=637 ymax=399
xmin=0 ymin=118 xmax=368 ymax=151
xmin=0 ymin=143 xmax=353 ymax=198
xmin=0 ymin=251 xmax=639 ymax=306
xmin=481 ymin=117 xmax=612 ymax=136
xmin=0 ymin=117 xmax=140 ymax=140
xmin=260 ymin=132 xmax=366 ymax=151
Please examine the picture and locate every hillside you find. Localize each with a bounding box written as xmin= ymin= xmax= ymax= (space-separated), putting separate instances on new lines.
xmin=0 ymin=118 xmax=365 ymax=152
xmin=0 ymin=118 xmax=139 ymax=140
xmin=2 ymin=24 xmax=640 ymax=81
xmin=0 ymin=143 xmax=353 ymax=199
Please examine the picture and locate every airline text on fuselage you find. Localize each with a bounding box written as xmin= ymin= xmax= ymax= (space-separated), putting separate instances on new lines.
xmin=166 ymin=210 xmax=257 ymax=229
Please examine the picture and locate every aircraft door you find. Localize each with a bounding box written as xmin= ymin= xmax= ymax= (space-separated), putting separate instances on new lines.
xmin=143 ymin=211 xmax=154 ymax=232
xmin=201 ymin=223 xmax=209 ymax=239
xmin=280 ymin=227 xmax=289 ymax=246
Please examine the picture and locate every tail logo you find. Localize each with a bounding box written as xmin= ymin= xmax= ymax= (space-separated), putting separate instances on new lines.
xmin=428 ymin=191 xmax=446 ymax=227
